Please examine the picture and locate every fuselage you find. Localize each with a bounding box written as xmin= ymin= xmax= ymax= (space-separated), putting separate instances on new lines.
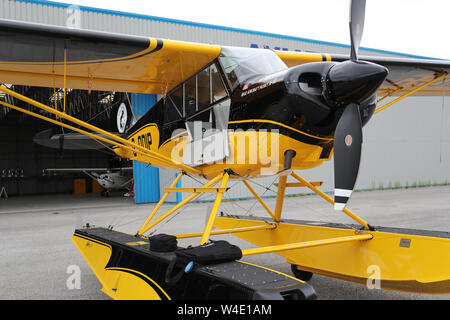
xmin=119 ymin=47 xmax=387 ymax=179
xmin=96 ymin=171 xmax=133 ymax=190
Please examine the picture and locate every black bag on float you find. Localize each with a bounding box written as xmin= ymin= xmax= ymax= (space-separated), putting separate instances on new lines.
xmin=165 ymin=240 xmax=243 ymax=285
xmin=148 ymin=234 xmax=178 ymax=252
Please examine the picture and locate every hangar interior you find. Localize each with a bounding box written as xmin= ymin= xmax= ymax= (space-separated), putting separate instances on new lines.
xmin=0 ymin=0 xmax=449 ymax=204
xmin=0 ymin=86 xmax=134 ymax=197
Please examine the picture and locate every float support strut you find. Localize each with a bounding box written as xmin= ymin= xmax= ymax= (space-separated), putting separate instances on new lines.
xmin=242 ymin=234 xmax=373 ymax=256
xmin=291 ymin=172 xmax=372 ymax=230
xmin=200 ymin=172 xmax=230 ymax=245
xmin=137 ymin=173 xmax=224 ymax=236
xmin=242 ymin=180 xmax=277 ymax=221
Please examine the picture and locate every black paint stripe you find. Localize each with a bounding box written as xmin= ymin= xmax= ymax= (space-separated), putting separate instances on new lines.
xmin=60 ymin=39 xmax=164 ymax=66
xmin=0 ymin=19 xmax=164 ymax=65
xmin=75 ymin=232 xmax=170 ymax=300
xmin=0 ymin=38 xmax=164 ymax=66
xmin=228 ymin=122 xmax=330 ymax=147
xmin=335 ymin=196 xmax=350 ymax=204
xmin=107 ymin=267 xmax=170 ymax=300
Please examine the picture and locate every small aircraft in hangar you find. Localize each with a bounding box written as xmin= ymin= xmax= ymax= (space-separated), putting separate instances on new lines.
xmin=33 ymin=93 xmax=136 ymax=196
xmin=1 ymin=0 xmax=450 ymax=300
xmin=42 ymin=167 xmax=134 ymax=197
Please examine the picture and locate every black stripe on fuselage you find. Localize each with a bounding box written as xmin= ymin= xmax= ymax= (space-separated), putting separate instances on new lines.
xmin=228 ymin=121 xmax=331 ymax=147
xmin=156 ymin=120 xmax=332 ymax=149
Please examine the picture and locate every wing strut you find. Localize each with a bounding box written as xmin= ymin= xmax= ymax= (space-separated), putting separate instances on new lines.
xmin=0 ymin=100 xmax=183 ymax=171
xmin=0 ymin=85 xmax=202 ymax=175
xmin=374 ymin=73 xmax=448 ymax=115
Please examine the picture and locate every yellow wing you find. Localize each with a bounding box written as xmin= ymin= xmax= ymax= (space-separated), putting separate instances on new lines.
xmin=0 ymin=19 xmax=220 ymax=94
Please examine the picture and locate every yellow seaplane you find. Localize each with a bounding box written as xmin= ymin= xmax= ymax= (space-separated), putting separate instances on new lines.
xmin=1 ymin=0 xmax=450 ymax=300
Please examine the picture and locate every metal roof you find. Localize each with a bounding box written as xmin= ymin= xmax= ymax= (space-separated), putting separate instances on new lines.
xmin=11 ymin=0 xmax=442 ymax=60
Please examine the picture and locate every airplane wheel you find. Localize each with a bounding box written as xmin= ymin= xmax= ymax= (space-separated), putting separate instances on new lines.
xmin=291 ymin=264 xmax=313 ymax=282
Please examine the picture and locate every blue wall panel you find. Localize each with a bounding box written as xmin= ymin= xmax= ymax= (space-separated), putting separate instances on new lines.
xmin=134 ymin=161 xmax=160 ymax=204
xmin=132 ymin=94 xmax=160 ymax=204
xmin=176 ymin=173 xmax=182 ymax=204
xmin=131 ymin=93 xmax=157 ymax=117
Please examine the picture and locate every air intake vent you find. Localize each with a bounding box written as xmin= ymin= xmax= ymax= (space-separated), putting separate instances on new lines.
xmin=298 ymin=73 xmax=323 ymax=95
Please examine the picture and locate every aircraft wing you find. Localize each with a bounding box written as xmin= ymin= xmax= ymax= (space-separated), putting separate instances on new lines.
xmin=277 ymin=51 xmax=450 ymax=97
xmin=33 ymin=129 xmax=116 ymax=150
xmin=45 ymin=168 xmax=132 ymax=173
xmin=0 ymin=19 xmax=354 ymax=95
xmin=44 ymin=168 xmax=133 ymax=182
xmin=0 ymin=18 xmax=221 ymax=94
xmin=44 ymin=168 xmax=111 ymax=173
xmin=44 ymin=168 xmax=104 ymax=180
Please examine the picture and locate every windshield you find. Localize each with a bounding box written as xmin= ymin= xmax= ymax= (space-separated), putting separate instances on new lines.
xmin=219 ymin=47 xmax=287 ymax=90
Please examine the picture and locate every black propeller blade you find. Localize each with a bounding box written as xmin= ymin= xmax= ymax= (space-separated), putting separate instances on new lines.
xmin=349 ymin=0 xmax=366 ymax=61
xmin=333 ymin=0 xmax=368 ymax=211
xmin=333 ymin=103 xmax=362 ymax=210
xmin=288 ymin=0 xmax=386 ymax=213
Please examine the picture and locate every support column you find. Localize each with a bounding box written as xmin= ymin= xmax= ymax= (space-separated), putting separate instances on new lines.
xmin=175 ymin=173 xmax=183 ymax=204
xmin=274 ymin=175 xmax=287 ymax=222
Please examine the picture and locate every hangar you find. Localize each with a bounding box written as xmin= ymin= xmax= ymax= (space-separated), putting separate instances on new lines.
xmin=0 ymin=0 xmax=448 ymax=204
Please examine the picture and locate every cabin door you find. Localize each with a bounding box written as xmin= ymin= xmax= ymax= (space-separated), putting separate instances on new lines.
xmin=183 ymin=99 xmax=230 ymax=167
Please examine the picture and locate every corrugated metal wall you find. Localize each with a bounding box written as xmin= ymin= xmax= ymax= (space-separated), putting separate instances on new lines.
xmin=0 ymin=0 xmax=426 ymax=59
xmin=2 ymin=0 xmax=449 ymax=205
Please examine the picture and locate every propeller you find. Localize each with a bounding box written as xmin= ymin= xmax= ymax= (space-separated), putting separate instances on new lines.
xmin=332 ymin=0 xmax=376 ymax=211
xmin=333 ymin=103 xmax=362 ymax=210
xmin=349 ymin=0 xmax=366 ymax=61
xmin=281 ymin=0 xmax=387 ymax=213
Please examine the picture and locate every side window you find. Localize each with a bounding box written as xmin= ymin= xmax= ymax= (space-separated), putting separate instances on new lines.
xmin=218 ymin=56 xmax=239 ymax=91
xmin=164 ymin=86 xmax=183 ymax=123
xmin=184 ymin=77 xmax=197 ymax=117
xmin=163 ymin=61 xmax=229 ymax=124
xmin=211 ymin=64 xmax=228 ymax=102
xmin=197 ymin=67 xmax=211 ymax=109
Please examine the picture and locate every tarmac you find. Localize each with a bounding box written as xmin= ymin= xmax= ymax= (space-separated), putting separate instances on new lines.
xmin=1 ymin=185 xmax=450 ymax=300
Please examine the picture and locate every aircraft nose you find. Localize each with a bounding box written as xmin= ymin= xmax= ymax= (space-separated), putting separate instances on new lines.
xmin=325 ymin=60 xmax=388 ymax=107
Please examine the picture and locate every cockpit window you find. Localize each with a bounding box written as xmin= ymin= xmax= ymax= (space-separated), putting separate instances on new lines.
xmin=219 ymin=47 xmax=287 ymax=90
